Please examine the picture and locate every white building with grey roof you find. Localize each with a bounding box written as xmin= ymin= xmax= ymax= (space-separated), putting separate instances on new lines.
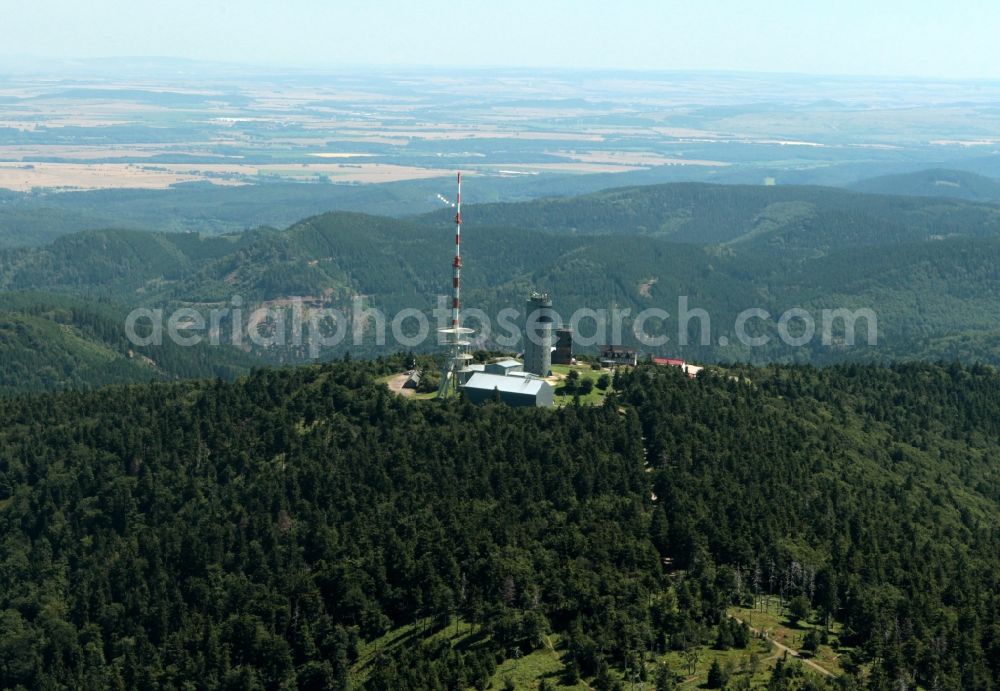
xmin=461 ymin=372 xmax=554 ymax=407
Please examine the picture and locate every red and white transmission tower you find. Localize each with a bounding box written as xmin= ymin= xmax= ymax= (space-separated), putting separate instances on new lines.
xmin=437 ymin=172 xmax=474 ymax=397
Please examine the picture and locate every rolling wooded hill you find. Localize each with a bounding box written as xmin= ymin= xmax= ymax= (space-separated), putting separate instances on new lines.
xmin=419 ymin=181 xmax=1000 ymax=253
xmin=849 ymin=169 xmax=1000 ymax=203
xmin=7 ymin=181 xmax=1000 ymax=390
xmin=0 ymin=359 xmax=998 ymax=689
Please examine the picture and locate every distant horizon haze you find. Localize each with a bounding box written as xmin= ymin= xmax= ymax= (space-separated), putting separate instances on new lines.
xmin=1 ymin=0 xmax=998 ymax=80
xmin=3 ymin=55 xmax=1000 ymax=85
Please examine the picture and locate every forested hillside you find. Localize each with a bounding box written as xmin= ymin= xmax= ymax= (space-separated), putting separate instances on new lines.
xmin=13 ymin=181 xmax=1000 ymax=304
xmin=10 ymin=181 xmax=1000 ymax=392
xmin=432 ymin=182 xmax=1000 ymax=253
xmin=0 ymin=167 xmax=720 ymax=249
xmin=849 ymin=169 xmax=1000 ymax=203
xmin=0 ymin=229 xmax=256 ymax=301
xmin=0 ymin=360 xmax=998 ymax=689
xmin=0 ymin=293 xmax=254 ymax=391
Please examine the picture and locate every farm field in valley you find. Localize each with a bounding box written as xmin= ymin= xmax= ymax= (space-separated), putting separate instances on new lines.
xmin=4 ymin=62 xmax=1000 ymax=193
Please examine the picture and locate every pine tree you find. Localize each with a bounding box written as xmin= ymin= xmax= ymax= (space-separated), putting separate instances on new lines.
xmin=706 ymin=659 xmax=726 ymax=689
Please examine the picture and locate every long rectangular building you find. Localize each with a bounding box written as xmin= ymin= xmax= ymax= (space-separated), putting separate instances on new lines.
xmin=461 ymin=372 xmax=554 ymax=407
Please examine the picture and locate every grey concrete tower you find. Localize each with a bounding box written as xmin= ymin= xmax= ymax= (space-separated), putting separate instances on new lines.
xmin=524 ymin=292 xmax=554 ymax=376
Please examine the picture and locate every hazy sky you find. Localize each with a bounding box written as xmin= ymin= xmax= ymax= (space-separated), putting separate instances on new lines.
xmin=3 ymin=0 xmax=997 ymax=78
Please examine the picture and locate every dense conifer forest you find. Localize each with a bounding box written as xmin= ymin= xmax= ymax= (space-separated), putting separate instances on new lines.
xmin=7 ymin=27 xmax=1000 ymax=691
xmin=1 ymin=358 xmax=998 ymax=689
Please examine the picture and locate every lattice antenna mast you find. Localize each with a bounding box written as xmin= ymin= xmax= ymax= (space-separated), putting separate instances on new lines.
xmin=437 ymin=172 xmax=474 ymax=398
xmin=453 ymin=172 xmax=462 ymax=330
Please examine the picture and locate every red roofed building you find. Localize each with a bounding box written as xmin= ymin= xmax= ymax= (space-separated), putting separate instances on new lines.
xmin=651 ymin=357 xmax=685 ymax=367
xmin=651 ymin=355 xmax=701 ymax=378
